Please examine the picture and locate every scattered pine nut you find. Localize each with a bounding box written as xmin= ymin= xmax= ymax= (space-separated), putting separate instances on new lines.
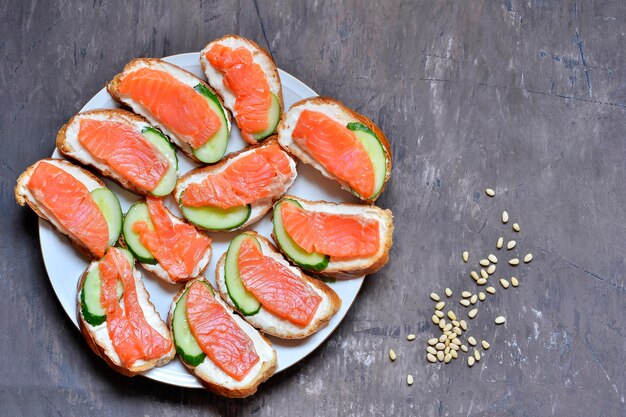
xmin=502 ymin=211 xmax=509 ymax=223
xmin=488 ymin=254 xmax=498 ymax=263
xmin=461 ymin=344 xmax=468 ymax=352
xmin=463 ymin=251 xmax=469 ymax=262
xmin=460 ymin=299 xmax=471 ymax=307
xmin=439 ymin=320 xmax=446 ymax=329
xmin=435 ymin=310 xmax=444 ymax=318
xmin=500 ymin=278 xmax=510 ymax=289
xmin=389 ymin=349 xmax=397 ymax=361
xmin=478 ymin=292 xmax=486 ymax=301
xmin=480 ymin=269 xmax=488 ymax=279
xmin=427 ymin=346 xmax=437 ymax=355
xmin=407 ymin=374 xmax=414 ymax=385
xmin=460 ymin=320 xmax=468 ymax=331
xmin=407 ymin=334 xmax=416 ymax=341
xmin=486 ymin=286 xmax=496 ymax=294
xmin=511 ymin=277 xmax=519 ymax=287
xmin=427 ymin=353 xmax=437 ymax=363
xmin=439 ymin=334 xmax=447 ymax=343
xmin=481 ymin=340 xmax=490 ymax=350
xmin=470 ymin=294 xmax=478 ymax=304
xmin=452 ymin=320 xmax=460 ymax=327
xmin=451 ymin=349 xmax=458 ymax=359
xmin=509 ymin=258 xmax=520 ymax=266
xmin=444 ymin=354 xmax=452 ymax=363
xmin=453 ymin=327 xmax=462 ymax=336
xmin=487 ymin=264 xmax=496 ymax=275
xmin=468 ymin=356 xmax=475 ymax=367
xmin=437 ymin=351 xmax=444 ymax=361
xmin=451 ymin=338 xmax=461 ymax=346
xmin=435 ymin=301 xmax=445 ymax=310
xmin=435 ymin=342 xmax=446 ymax=350
xmin=476 ymin=278 xmax=487 ymax=285
xmin=430 ymin=293 xmax=440 ymax=301
xmin=445 ymin=288 xmax=453 ymax=297
xmin=474 ymin=349 xmax=481 ymax=361
xmin=468 ymin=308 xmax=478 ymax=318
xmin=432 ymin=315 xmax=440 ymax=324
xmin=461 ymin=291 xmax=472 ymax=298
xmin=485 ymin=188 xmax=495 ymax=197
xmin=468 ymin=336 xmax=477 ymax=346
xmin=443 ymin=323 xmax=452 ymax=332
xmin=513 ymin=223 xmax=520 ymax=232
xmin=524 ymin=253 xmax=533 ymax=263
xmin=447 ymin=311 xmax=457 ymax=321
xmin=497 ymin=237 xmax=504 ymax=249
xmin=507 ymin=240 xmax=517 ymax=250
xmin=479 ymin=259 xmax=490 ymax=267
xmin=428 ymin=338 xmax=438 ymax=345
xmin=495 ymin=316 xmax=506 ymax=325
xmin=470 ymin=271 xmax=479 ymax=281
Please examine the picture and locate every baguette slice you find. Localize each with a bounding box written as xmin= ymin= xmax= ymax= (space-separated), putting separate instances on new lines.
xmin=56 ymin=109 xmax=178 ymax=196
xmin=272 ymin=196 xmax=394 ymax=279
xmin=277 ymin=97 xmax=392 ymax=203
xmin=173 ymin=138 xmax=297 ymax=232
xmin=200 ymin=34 xmax=283 ymax=143
xmin=15 ymin=158 xmax=121 ymax=260
xmin=77 ymin=248 xmax=176 ymax=376
xmin=168 ymin=277 xmax=277 ymax=398
xmin=215 ymin=231 xmax=342 ymax=339
xmin=107 ymin=58 xmax=231 ymax=164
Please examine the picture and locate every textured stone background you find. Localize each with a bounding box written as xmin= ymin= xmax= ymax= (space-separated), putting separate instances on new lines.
xmin=1 ymin=1 xmax=625 ymax=416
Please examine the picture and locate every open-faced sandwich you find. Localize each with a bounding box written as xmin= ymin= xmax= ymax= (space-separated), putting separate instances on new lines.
xmin=56 ymin=109 xmax=178 ymax=196
xmin=174 ymin=139 xmax=296 ymax=231
xmin=272 ymin=196 xmax=393 ymax=279
xmin=15 ymin=158 xmax=122 ymax=259
xmin=107 ymin=58 xmax=231 ymax=164
xmin=215 ymin=231 xmax=342 ymax=339
xmin=122 ymin=196 xmax=212 ymax=284
xmin=277 ymin=97 xmax=392 ymax=203
xmin=169 ymin=277 xmax=277 ymax=398
xmin=77 ymin=247 xmax=175 ymax=376
xmin=201 ymin=34 xmax=283 ymax=144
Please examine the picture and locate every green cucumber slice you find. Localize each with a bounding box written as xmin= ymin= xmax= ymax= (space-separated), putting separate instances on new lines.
xmin=122 ymin=202 xmax=157 ymax=264
xmin=273 ymin=199 xmax=329 ymax=271
xmin=91 ymin=188 xmax=122 ymax=247
xmin=224 ymin=233 xmax=261 ymax=315
xmin=346 ymin=122 xmax=388 ymax=200
xmin=181 ymin=202 xmax=251 ymax=231
xmin=141 ymin=127 xmax=178 ymax=196
xmin=172 ymin=280 xmax=215 ymax=366
xmin=192 ymin=84 xmax=230 ymax=163
xmin=252 ymin=93 xmax=281 ymax=141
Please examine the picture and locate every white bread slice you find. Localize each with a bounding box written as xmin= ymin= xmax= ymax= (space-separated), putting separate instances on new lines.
xmin=168 ymin=277 xmax=277 ymax=398
xmin=56 ymin=109 xmax=177 ymax=196
xmin=200 ymin=34 xmax=284 ymax=133
xmin=15 ymin=158 xmax=111 ymax=260
xmin=119 ymin=200 xmax=212 ymax=285
xmin=215 ymin=232 xmax=342 ymax=339
xmin=107 ymin=58 xmax=231 ymax=164
xmin=173 ymin=139 xmax=297 ymax=232
xmin=77 ymin=255 xmax=176 ymax=376
xmin=277 ymin=97 xmax=392 ymax=204
xmin=272 ymin=195 xmax=394 ymax=279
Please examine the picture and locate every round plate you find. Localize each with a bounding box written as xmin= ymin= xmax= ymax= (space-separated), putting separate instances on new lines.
xmin=39 ymin=52 xmax=364 ymax=388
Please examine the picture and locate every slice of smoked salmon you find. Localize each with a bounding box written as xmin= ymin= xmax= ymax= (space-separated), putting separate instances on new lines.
xmin=185 ymin=281 xmax=259 ymax=380
xmin=238 ymin=238 xmax=322 ymax=326
xmin=117 ymin=68 xmax=222 ymax=149
xmin=133 ymin=196 xmax=211 ymax=281
xmin=280 ymin=201 xmax=380 ymax=259
xmin=78 ymin=119 xmax=169 ymax=192
xmin=27 ymin=162 xmax=109 ymax=258
xmin=206 ymin=44 xmax=270 ymax=143
xmin=181 ymin=142 xmax=293 ymax=209
xmin=292 ymin=110 xmax=375 ymax=198
xmin=99 ymin=248 xmax=172 ymax=366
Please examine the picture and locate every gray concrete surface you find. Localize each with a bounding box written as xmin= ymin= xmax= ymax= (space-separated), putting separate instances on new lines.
xmin=1 ymin=1 xmax=625 ymax=416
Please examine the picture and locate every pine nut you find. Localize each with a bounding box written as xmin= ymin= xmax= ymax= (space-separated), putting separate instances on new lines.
xmin=500 ymin=278 xmax=510 ymax=289
xmin=435 ymin=342 xmax=445 ymax=350
xmin=463 ymin=251 xmax=469 ymax=262
xmin=478 ymin=292 xmax=486 ymax=301
xmin=481 ymin=340 xmax=490 ymax=349
xmin=509 ymin=258 xmax=520 ymax=266
xmin=511 ymin=277 xmax=519 ymax=287
xmin=495 ymin=316 xmax=506 ymax=325
xmin=474 ymin=349 xmax=481 ymax=361
xmin=485 ymin=188 xmax=495 ymax=197
xmin=488 ymin=254 xmax=498 ymax=263
xmin=439 ymin=320 xmax=446 ymax=329
xmin=435 ymin=310 xmax=444 ymax=318
xmin=476 ymin=278 xmax=487 ymax=285
xmin=471 ymin=271 xmax=479 ymax=281
xmin=507 ymin=240 xmax=516 ymax=250
xmin=407 ymin=374 xmax=414 ymax=385
xmin=460 ymin=320 xmax=468 ymax=331
xmin=427 ymin=346 xmax=437 ymax=355
xmin=513 ymin=223 xmax=520 ymax=232
xmin=468 ymin=308 xmax=478 ymax=318
xmin=407 ymin=334 xmax=416 ymax=341
xmin=497 ymin=237 xmax=504 ymax=249
xmin=452 ymin=338 xmax=461 ymax=346
xmin=451 ymin=349 xmax=458 ymax=359
xmin=427 ymin=353 xmax=437 ymax=363
xmin=480 ymin=269 xmax=488 ymax=279
xmin=444 ymin=354 xmax=452 ymax=363
xmin=468 ymin=356 xmax=475 ymax=367
xmin=468 ymin=336 xmax=477 ymax=346
xmin=461 ymin=344 xmax=468 ymax=352
xmin=454 ymin=327 xmax=463 ymax=336
xmin=447 ymin=311 xmax=457 ymax=321
xmin=462 ymin=291 xmax=472 ymax=298
xmin=445 ymin=288 xmax=453 ymax=297
xmin=502 ymin=211 xmax=509 ymax=223
xmin=452 ymin=320 xmax=460 ymax=327
xmin=486 ymin=286 xmax=496 ymax=294
xmin=437 ymin=351 xmax=444 ymax=361
xmin=428 ymin=338 xmax=438 ymax=345
xmin=443 ymin=323 xmax=452 ymax=332
xmin=460 ymin=299 xmax=470 ymax=307
xmin=436 ymin=301 xmax=445 ymax=310
xmin=432 ymin=315 xmax=440 ymax=324
xmin=479 ymin=259 xmax=490 ymax=267
xmin=524 ymin=253 xmax=533 ymax=263
xmin=470 ymin=294 xmax=478 ymax=304
xmin=487 ymin=264 xmax=496 ymax=275
xmin=389 ymin=349 xmax=397 ymax=361
xmin=439 ymin=334 xmax=447 ymax=342
xmin=430 ymin=293 xmax=440 ymax=301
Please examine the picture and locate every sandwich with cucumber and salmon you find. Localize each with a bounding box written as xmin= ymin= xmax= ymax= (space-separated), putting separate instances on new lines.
xmin=215 ymin=231 xmax=341 ymax=339
xmin=169 ymin=277 xmax=277 ymax=398
xmin=174 ymin=139 xmax=297 ymax=231
xmin=56 ymin=109 xmax=178 ymax=196
xmin=15 ymin=159 xmax=122 ymax=259
xmin=201 ymin=35 xmax=283 ymax=144
xmin=277 ymin=97 xmax=392 ymax=203
xmin=122 ymin=196 xmax=212 ymax=284
xmin=78 ymin=247 xmax=175 ymax=375
xmin=272 ymin=196 xmax=393 ymax=279
xmin=107 ymin=58 xmax=231 ymax=164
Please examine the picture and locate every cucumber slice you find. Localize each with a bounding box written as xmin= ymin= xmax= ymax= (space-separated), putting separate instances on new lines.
xmin=224 ymin=233 xmax=261 ymax=315
xmin=273 ymin=199 xmax=329 ymax=271
xmin=192 ymin=84 xmax=230 ymax=163
xmin=346 ymin=122 xmax=388 ymax=200
xmin=91 ymin=188 xmax=122 ymax=247
xmin=141 ymin=127 xmax=178 ymax=196
xmin=172 ymin=280 xmax=215 ymax=366
xmin=80 ymin=257 xmax=127 ymax=326
xmin=122 ymin=202 xmax=157 ymax=264
xmin=181 ymin=202 xmax=251 ymax=231
xmin=252 ymin=93 xmax=281 ymax=141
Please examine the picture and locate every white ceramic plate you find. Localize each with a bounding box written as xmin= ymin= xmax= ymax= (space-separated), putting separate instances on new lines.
xmin=39 ymin=52 xmax=364 ymax=388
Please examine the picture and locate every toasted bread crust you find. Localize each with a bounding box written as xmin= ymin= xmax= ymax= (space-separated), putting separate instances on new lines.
xmin=107 ymin=58 xmax=231 ymax=164
xmin=277 ymin=96 xmax=392 ymax=204
xmin=173 ymin=137 xmax=296 ymax=232
xmin=56 ymin=108 xmax=170 ymax=196
xmin=15 ymin=158 xmax=107 ymax=260
xmin=215 ymin=232 xmax=342 ymax=339
xmin=200 ymin=34 xmax=284 ymax=143
xmin=76 ymin=261 xmax=176 ymax=376
xmin=271 ymin=195 xmax=394 ymax=279
xmin=168 ymin=278 xmax=277 ymax=398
